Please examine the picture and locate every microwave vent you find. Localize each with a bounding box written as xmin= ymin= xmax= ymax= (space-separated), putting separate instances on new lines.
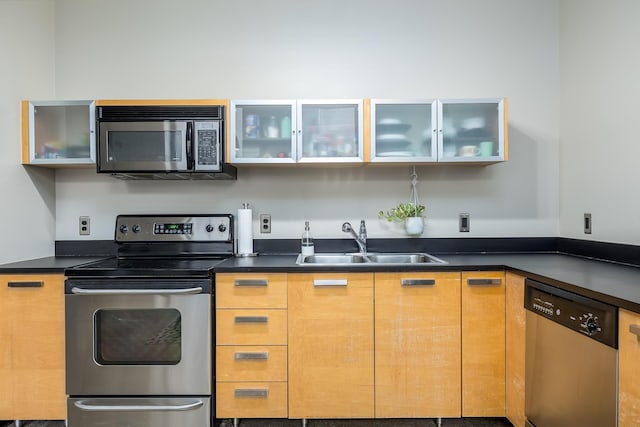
xmin=98 ymin=105 xmax=223 ymax=120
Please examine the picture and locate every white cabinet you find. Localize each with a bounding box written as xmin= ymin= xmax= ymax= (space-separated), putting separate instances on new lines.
xmin=21 ymin=100 xmax=96 ymax=166
xmin=230 ymin=99 xmax=364 ymax=164
xmin=370 ymin=98 xmax=507 ymax=164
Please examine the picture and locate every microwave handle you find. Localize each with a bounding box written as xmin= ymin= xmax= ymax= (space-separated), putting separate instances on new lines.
xmin=186 ymin=121 xmax=194 ymax=169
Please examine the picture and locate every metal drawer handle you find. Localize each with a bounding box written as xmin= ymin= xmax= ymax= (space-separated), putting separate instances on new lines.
xmin=234 ymin=279 xmax=268 ymax=287
xmin=630 ymin=324 xmax=640 ymax=337
xmin=8 ymin=281 xmax=43 ymax=288
xmin=313 ymin=279 xmax=347 ymax=287
xmin=74 ymin=399 xmax=204 ymax=411
xmin=234 ymin=315 xmax=268 ymax=324
xmin=235 ymin=352 xmax=269 ymax=360
xmin=71 ymin=287 xmax=203 ymax=295
xmin=401 ymin=279 xmax=436 ymax=287
xmin=467 ymin=279 xmax=502 ymax=286
xmin=234 ymin=389 xmax=269 ymax=398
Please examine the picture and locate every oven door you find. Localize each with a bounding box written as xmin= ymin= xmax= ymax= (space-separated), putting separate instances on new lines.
xmin=68 ymin=397 xmax=211 ymax=427
xmin=98 ymin=121 xmax=189 ymax=172
xmin=65 ymin=279 xmax=211 ymax=396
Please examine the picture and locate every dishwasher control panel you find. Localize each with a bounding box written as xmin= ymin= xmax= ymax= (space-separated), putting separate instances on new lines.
xmin=525 ymin=279 xmax=618 ymax=349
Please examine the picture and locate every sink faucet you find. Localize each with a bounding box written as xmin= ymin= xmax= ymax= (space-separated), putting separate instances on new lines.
xmin=342 ymin=220 xmax=367 ymax=254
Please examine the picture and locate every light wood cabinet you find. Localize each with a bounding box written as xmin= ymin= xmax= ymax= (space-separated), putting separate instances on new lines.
xmin=505 ymin=272 xmax=526 ymax=427
xmin=288 ymin=273 xmax=374 ymax=419
xmin=0 ymin=274 xmax=66 ymax=420
xmin=618 ymin=308 xmax=640 ymax=427
xmin=461 ymin=271 xmax=506 ymax=417
xmin=215 ymin=273 xmax=288 ymax=419
xmin=374 ymin=272 xmax=461 ymax=418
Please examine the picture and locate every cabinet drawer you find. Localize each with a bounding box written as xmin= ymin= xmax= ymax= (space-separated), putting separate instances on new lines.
xmin=216 ymin=273 xmax=287 ymax=309
xmin=216 ymin=346 xmax=287 ymax=382
xmin=216 ymin=381 xmax=288 ymax=419
xmin=216 ymin=309 xmax=287 ymax=345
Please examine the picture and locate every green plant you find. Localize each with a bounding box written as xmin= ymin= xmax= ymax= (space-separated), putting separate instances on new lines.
xmin=378 ymin=202 xmax=426 ymax=222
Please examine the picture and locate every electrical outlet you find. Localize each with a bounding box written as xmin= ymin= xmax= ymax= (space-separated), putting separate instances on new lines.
xmin=459 ymin=213 xmax=470 ymax=232
xmin=584 ymin=213 xmax=592 ymax=234
xmin=260 ymin=214 xmax=271 ymax=233
xmin=79 ymin=216 xmax=90 ymax=235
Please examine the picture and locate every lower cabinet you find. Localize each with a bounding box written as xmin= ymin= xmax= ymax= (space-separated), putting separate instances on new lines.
xmin=374 ymin=272 xmax=461 ymax=418
xmin=288 ymin=273 xmax=374 ymax=419
xmin=215 ymin=273 xmax=288 ymax=419
xmin=461 ymin=271 xmax=506 ymax=417
xmin=618 ymin=308 xmax=640 ymax=427
xmin=0 ymin=274 xmax=66 ymax=421
xmin=505 ymin=272 xmax=526 ymax=427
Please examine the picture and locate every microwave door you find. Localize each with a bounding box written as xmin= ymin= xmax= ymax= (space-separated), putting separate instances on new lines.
xmin=99 ymin=121 xmax=189 ymax=172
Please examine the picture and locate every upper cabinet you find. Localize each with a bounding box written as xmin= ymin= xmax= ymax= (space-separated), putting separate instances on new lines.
xmin=21 ymin=100 xmax=96 ymax=167
xmin=229 ymin=99 xmax=365 ymax=164
xmin=370 ymin=98 xmax=507 ymax=164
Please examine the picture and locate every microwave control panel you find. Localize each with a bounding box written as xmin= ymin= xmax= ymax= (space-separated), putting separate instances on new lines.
xmin=194 ymin=120 xmax=221 ymax=171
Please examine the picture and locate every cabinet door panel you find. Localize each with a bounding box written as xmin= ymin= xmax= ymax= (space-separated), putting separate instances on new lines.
xmin=216 ymin=309 xmax=287 ymax=345
xmin=216 ymin=273 xmax=287 ymax=309
xmin=619 ymin=308 xmax=640 ymax=427
xmin=462 ymin=271 xmax=506 ymax=417
xmin=288 ymin=273 xmax=374 ymax=418
xmin=375 ymin=272 xmax=461 ymax=418
xmin=506 ymin=273 xmax=526 ymax=427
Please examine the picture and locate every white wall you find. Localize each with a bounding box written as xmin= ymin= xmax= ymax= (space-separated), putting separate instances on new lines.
xmin=0 ymin=0 xmax=56 ymax=263
xmin=559 ymin=0 xmax=640 ymax=245
xmin=50 ymin=0 xmax=561 ymax=241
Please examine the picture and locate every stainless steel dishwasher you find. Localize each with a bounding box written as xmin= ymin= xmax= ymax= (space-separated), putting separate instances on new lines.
xmin=524 ymin=278 xmax=618 ymax=427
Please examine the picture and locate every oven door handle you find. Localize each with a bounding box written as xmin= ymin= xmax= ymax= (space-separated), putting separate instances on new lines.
xmin=70 ymin=286 xmax=203 ymax=295
xmin=73 ymin=399 xmax=204 ymax=412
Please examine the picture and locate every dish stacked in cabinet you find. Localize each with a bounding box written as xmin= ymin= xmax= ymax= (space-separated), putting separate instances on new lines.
xmin=215 ymin=273 xmax=288 ymax=420
xmin=375 ymin=118 xmax=413 ymax=157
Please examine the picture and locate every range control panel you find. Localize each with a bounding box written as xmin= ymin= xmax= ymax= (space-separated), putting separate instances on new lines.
xmin=115 ymin=214 xmax=232 ymax=243
xmin=525 ymin=279 xmax=618 ymax=349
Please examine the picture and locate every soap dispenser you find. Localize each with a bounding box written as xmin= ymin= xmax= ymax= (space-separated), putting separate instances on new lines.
xmin=301 ymin=220 xmax=315 ymax=256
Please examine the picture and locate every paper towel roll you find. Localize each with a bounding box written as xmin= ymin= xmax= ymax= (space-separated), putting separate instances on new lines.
xmin=237 ymin=207 xmax=254 ymax=255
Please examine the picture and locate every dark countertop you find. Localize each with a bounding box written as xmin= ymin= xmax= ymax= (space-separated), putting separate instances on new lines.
xmin=2 ymin=251 xmax=639 ymax=313
xmin=215 ymin=253 xmax=640 ymax=313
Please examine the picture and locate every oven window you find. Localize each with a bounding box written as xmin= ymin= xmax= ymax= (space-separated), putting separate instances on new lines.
xmin=94 ymin=309 xmax=181 ymax=365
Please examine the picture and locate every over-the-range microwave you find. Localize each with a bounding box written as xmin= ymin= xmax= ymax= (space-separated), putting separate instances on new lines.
xmin=96 ymin=104 xmax=236 ymax=180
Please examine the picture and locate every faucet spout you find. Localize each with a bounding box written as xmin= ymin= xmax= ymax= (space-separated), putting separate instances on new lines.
xmin=342 ymin=220 xmax=367 ymax=254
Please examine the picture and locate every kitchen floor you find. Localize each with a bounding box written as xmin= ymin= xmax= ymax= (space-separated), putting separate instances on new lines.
xmin=217 ymin=418 xmax=514 ymax=427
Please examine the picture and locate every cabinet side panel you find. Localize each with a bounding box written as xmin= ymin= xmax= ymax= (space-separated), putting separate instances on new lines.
xmin=619 ymin=308 xmax=640 ymax=427
xmin=505 ymin=272 xmax=526 ymax=427
xmin=21 ymin=100 xmax=30 ymax=164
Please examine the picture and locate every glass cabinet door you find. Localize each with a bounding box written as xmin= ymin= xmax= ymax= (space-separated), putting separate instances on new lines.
xmin=230 ymin=100 xmax=296 ymax=163
xmin=297 ymin=100 xmax=363 ymax=163
xmin=438 ymin=98 xmax=506 ymax=162
xmin=370 ymin=99 xmax=437 ymax=162
xmin=25 ymin=100 xmax=96 ymax=165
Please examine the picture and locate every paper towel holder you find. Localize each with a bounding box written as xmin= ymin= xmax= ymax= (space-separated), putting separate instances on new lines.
xmin=237 ymin=203 xmax=258 ymax=257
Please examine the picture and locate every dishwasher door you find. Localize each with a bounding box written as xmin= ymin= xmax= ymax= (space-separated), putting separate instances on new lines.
xmin=525 ymin=311 xmax=617 ymax=427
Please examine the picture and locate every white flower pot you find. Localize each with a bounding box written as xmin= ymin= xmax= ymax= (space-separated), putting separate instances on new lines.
xmin=405 ymin=217 xmax=424 ymax=236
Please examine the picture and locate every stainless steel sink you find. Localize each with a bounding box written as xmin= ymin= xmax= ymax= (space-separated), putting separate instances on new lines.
xmin=296 ymin=252 xmax=447 ymax=266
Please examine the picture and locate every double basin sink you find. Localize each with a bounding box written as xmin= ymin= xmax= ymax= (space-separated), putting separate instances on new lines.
xmin=296 ymin=252 xmax=447 ymax=266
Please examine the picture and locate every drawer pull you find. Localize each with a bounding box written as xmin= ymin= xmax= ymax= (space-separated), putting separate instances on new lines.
xmin=234 ymin=315 xmax=268 ymax=324
xmin=234 ymin=352 xmax=269 ymax=360
xmin=630 ymin=324 xmax=640 ymax=337
xmin=467 ymin=278 xmax=502 ymax=286
xmin=313 ymin=279 xmax=347 ymax=287
xmin=234 ymin=388 xmax=269 ymax=398
xmin=401 ymin=279 xmax=436 ymax=287
xmin=234 ymin=279 xmax=268 ymax=287
xmin=8 ymin=281 xmax=43 ymax=288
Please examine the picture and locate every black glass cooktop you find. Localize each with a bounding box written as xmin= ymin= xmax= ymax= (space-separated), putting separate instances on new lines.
xmin=65 ymin=256 xmax=228 ymax=278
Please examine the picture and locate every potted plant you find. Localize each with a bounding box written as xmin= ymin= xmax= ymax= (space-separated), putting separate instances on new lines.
xmin=378 ymin=201 xmax=426 ymax=235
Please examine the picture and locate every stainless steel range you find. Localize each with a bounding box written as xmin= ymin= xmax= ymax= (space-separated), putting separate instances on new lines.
xmin=64 ymin=214 xmax=234 ymax=427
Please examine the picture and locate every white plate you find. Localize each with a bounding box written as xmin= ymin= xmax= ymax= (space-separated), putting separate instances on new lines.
xmin=376 ymin=151 xmax=414 ymax=157
xmin=376 ymin=134 xmax=409 ymax=141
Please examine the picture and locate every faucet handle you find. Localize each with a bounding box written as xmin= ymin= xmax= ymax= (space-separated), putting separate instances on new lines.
xmin=359 ymin=219 xmax=367 ymax=238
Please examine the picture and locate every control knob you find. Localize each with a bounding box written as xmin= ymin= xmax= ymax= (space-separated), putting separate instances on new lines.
xmin=584 ymin=315 xmax=600 ymax=335
xmin=119 ymin=224 xmax=128 ymax=234
xmin=206 ymin=224 xmax=214 ymax=233
xmin=218 ymin=224 xmax=227 ymax=232
xmin=132 ymin=224 xmax=141 ymax=234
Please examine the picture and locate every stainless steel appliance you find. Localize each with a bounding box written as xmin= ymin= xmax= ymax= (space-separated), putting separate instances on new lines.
xmin=97 ymin=104 xmax=237 ymax=179
xmin=524 ymin=279 xmax=618 ymax=427
xmin=65 ymin=214 xmax=234 ymax=427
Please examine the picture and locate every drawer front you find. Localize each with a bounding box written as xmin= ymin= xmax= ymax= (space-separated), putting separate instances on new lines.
xmin=216 ymin=346 xmax=287 ymax=382
xmin=216 ymin=309 xmax=287 ymax=345
xmin=216 ymin=273 xmax=287 ymax=309
xmin=216 ymin=381 xmax=288 ymax=419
